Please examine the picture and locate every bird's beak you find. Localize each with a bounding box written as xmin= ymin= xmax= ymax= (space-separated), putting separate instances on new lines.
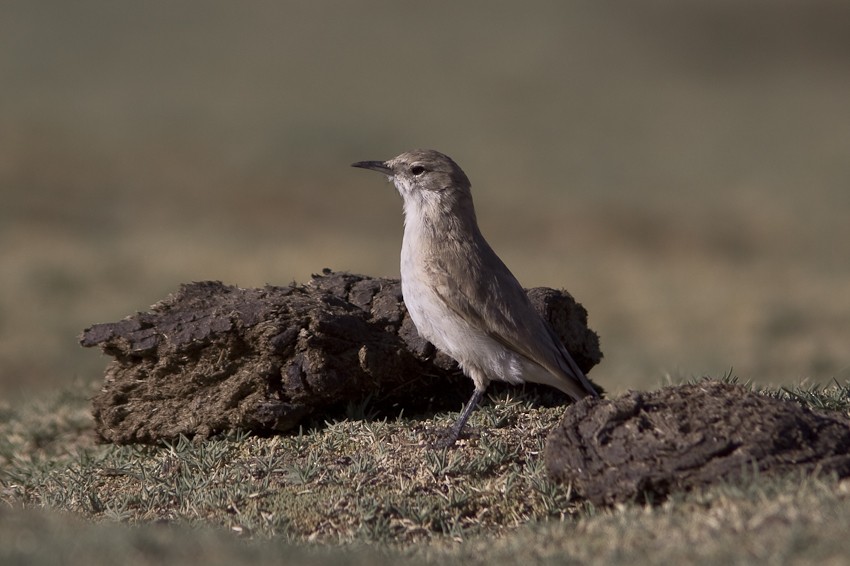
xmin=351 ymin=160 xmax=393 ymax=176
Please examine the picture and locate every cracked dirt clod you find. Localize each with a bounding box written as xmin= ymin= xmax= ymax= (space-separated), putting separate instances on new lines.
xmin=545 ymin=381 xmax=850 ymax=506
xmin=80 ymin=269 xmax=603 ymax=444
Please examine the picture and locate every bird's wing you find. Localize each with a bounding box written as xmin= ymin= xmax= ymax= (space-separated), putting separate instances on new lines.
xmin=428 ymin=241 xmax=597 ymax=400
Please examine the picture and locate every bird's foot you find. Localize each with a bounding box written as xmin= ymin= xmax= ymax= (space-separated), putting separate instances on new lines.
xmin=429 ymin=388 xmax=486 ymax=449
xmin=431 ymin=426 xmax=463 ymax=449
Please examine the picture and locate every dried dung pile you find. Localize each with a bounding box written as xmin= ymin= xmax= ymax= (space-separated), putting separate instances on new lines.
xmin=81 ymin=269 xmax=602 ymax=444
xmin=546 ymin=381 xmax=850 ymax=505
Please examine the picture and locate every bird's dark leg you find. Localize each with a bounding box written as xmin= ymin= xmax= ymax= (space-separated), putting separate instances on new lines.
xmin=436 ymin=387 xmax=485 ymax=448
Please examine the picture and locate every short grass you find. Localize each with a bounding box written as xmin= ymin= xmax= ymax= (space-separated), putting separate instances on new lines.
xmin=2 ymin=378 xmax=850 ymax=565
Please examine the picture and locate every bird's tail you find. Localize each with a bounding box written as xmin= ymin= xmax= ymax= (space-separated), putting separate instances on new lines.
xmin=561 ymin=350 xmax=600 ymax=400
xmin=522 ymin=355 xmax=599 ymax=401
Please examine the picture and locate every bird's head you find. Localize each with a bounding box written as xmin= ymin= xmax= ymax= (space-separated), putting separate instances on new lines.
xmin=352 ymin=149 xmax=473 ymax=215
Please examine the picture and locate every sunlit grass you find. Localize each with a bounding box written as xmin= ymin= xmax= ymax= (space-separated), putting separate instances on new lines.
xmin=2 ymin=379 xmax=850 ymax=565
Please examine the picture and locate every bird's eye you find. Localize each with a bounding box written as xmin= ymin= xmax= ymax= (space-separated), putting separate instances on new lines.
xmin=410 ymin=165 xmax=425 ymax=176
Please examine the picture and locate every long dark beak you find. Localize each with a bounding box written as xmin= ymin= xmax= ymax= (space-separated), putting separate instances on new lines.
xmin=351 ymin=160 xmax=393 ymax=176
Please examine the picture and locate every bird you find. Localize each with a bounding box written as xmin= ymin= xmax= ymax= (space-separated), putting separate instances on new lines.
xmin=352 ymin=149 xmax=599 ymax=446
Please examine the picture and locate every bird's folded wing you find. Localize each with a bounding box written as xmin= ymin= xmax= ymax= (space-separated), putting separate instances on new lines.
xmin=429 ymin=250 xmax=594 ymax=397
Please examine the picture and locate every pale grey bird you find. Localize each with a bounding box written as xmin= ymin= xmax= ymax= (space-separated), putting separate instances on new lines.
xmin=353 ymin=149 xmax=599 ymax=445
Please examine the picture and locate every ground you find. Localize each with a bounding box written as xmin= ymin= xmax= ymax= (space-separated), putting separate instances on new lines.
xmin=2 ymin=379 xmax=850 ymax=565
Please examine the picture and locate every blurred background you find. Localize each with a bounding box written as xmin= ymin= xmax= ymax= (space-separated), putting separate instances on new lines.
xmin=2 ymin=1 xmax=849 ymax=401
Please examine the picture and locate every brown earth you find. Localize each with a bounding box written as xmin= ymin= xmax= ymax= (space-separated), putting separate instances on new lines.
xmin=81 ymin=269 xmax=603 ymax=444
xmin=546 ymin=381 xmax=850 ymax=506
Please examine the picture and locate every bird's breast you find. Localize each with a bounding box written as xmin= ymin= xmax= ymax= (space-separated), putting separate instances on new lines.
xmin=399 ymin=211 xmax=482 ymax=353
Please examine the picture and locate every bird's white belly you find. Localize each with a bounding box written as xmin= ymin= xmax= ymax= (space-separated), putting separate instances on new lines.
xmin=401 ymin=268 xmax=525 ymax=388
